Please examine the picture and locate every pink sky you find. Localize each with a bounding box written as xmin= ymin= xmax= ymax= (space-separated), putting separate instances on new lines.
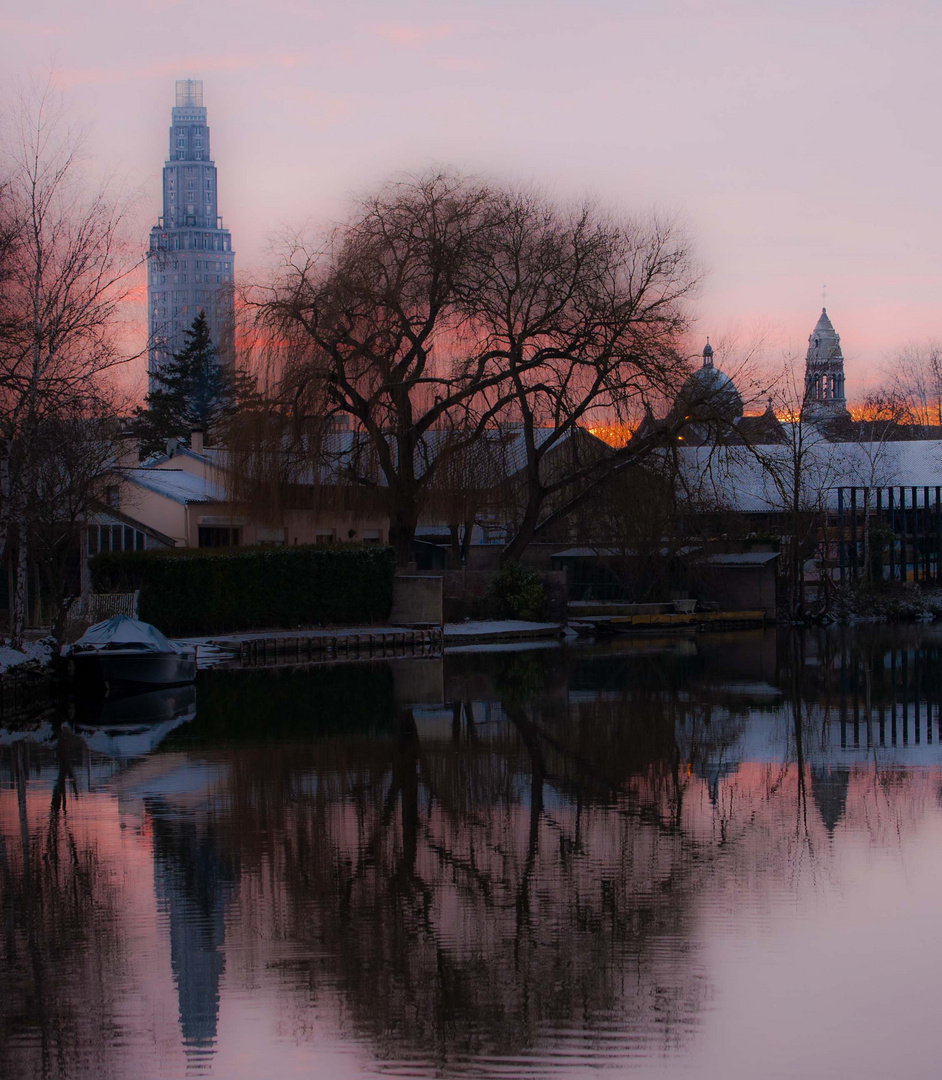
xmin=3 ymin=0 xmax=941 ymax=397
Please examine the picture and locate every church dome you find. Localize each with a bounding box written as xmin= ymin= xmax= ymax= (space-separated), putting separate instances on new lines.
xmin=673 ymin=346 xmax=744 ymax=422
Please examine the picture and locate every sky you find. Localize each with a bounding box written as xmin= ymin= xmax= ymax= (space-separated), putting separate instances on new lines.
xmin=2 ymin=0 xmax=941 ymax=398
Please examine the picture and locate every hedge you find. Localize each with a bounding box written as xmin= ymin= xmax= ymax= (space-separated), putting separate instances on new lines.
xmin=89 ymin=544 xmax=396 ymax=635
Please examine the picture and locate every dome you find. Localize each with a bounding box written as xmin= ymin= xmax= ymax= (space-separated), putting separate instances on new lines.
xmin=674 ymin=363 xmax=744 ymax=422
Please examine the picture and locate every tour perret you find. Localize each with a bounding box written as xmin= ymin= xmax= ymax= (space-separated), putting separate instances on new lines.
xmin=146 ymin=79 xmax=236 ymax=392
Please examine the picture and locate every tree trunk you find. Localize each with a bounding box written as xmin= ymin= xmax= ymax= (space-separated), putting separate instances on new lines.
xmin=501 ymin=488 xmax=543 ymax=565
xmin=387 ymin=502 xmax=420 ymax=569
xmin=11 ymin=519 xmax=29 ymax=649
xmin=460 ymin=517 xmax=475 ymax=566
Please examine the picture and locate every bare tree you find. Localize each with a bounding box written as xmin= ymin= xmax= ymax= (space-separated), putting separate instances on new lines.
xmin=883 ymin=342 xmax=942 ymax=428
xmin=471 ymin=190 xmax=696 ymax=561
xmin=0 ymin=85 xmax=140 ymax=645
xmin=748 ymin=357 xmax=848 ymax=618
xmin=263 ymin=172 xmax=515 ymax=564
xmin=261 ymin=173 xmax=699 ymax=566
xmin=28 ymin=403 xmax=122 ymax=644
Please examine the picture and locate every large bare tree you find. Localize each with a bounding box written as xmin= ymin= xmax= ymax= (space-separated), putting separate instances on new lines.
xmin=471 ymin=190 xmax=694 ymax=560
xmin=263 ymin=172 xmax=696 ymax=565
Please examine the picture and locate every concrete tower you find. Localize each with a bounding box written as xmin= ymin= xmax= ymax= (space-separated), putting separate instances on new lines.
xmin=802 ymin=308 xmax=849 ymax=421
xmin=147 ymin=80 xmax=235 ymax=390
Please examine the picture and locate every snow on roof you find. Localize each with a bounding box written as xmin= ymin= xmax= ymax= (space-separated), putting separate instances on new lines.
xmin=699 ymin=552 xmax=779 ymax=566
xmin=677 ymin=441 xmax=942 ymax=513
xmin=161 ymin=426 xmax=594 ymax=490
xmin=123 ymin=467 xmax=225 ymax=504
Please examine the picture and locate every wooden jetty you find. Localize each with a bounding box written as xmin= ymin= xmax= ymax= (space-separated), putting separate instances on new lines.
xmin=575 ymin=610 xmax=766 ymax=635
xmin=233 ymin=627 xmax=444 ymax=668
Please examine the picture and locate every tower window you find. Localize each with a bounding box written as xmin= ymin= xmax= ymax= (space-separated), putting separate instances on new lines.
xmin=178 ymin=150 xmax=185 ymax=159
xmin=195 ymin=150 xmax=202 ymax=160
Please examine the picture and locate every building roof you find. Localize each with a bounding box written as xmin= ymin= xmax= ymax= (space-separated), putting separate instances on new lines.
xmin=678 ymin=440 xmax=942 ymax=513
xmin=122 ymin=468 xmax=225 ymax=505
xmin=699 ymin=552 xmax=779 ymax=566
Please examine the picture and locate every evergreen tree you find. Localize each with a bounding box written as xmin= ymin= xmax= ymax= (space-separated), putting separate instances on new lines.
xmin=134 ymin=311 xmax=254 ymax=458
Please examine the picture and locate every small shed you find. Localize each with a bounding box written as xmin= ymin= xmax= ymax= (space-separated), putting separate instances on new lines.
xmin=694 ymin=552 xmax=780 ymax=619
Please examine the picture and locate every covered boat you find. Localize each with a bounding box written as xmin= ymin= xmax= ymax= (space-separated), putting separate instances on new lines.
xmin=67 ymin=615 xmax=196 ymax=692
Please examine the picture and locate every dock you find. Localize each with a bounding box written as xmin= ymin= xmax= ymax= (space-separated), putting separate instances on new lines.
xmin=205 ymin=627 xmax=445 ymax=668
xmin=573 ymin=610 xmax=766 ymax=634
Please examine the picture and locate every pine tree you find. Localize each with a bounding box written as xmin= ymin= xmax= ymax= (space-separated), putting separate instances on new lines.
xmin=134 ymin=311 xmax=255 ymax=458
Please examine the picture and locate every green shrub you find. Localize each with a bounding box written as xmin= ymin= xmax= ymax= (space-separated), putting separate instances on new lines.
xmin=90 ymin=544 xmax=396 ymax=635
xmin=486 ymin=561 xmax=547 ymax=621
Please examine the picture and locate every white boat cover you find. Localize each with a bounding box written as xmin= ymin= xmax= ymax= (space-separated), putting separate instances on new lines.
xmin=74 ymin=615 xmax=180 ymax=654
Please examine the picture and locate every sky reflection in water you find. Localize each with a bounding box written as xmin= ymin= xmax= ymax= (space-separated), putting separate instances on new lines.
xmin=3 ymin=628 xmax=942 ymax=1079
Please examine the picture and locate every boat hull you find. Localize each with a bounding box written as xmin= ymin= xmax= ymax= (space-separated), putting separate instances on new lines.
xmin=70 ymin=649 xmax=197 ymax=692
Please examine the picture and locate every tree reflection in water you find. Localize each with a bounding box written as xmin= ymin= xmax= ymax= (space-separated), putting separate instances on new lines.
xmin=5 ymin=628 xmax=942 ymax=1077
xmin=185 ymin=651 xmax=717 ymax=1069
xmin=0 ymin=733 xmax=126 ymax=1080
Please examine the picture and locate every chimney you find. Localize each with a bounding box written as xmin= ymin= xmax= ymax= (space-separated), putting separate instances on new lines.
xmin=190 ymin=429 xmax=204 ymax=454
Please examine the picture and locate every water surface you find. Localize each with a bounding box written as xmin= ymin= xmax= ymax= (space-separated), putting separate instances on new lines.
xmin=3 ymin=628 xmax=942 ymax=1079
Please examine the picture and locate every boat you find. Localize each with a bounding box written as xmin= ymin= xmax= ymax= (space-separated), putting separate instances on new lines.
xmin=66 ymin=615 xmax=197 ymax=692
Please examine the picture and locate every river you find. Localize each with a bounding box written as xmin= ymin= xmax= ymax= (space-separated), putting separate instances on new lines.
xmin=3 ymin=626 xmax=942 ymax=1079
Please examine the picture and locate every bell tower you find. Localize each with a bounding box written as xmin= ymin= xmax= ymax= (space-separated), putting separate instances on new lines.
xmin=803 ymin=308 xmax=849 ymax=421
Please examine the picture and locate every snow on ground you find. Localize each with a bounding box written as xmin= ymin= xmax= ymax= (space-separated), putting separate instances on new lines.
xmin=0 ymin=639 xmax=53 ymax=674
xmin=447 ymin=640 xmax=562 ymax=655
xmin=443 ymin=620 xmax=561 ymax=637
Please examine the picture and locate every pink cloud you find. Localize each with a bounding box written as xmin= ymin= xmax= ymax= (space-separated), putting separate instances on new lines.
xmin=371 ymin=22 xmax=454 ymax=46
xmin=433 ymin=56 xmax=493 ymax=74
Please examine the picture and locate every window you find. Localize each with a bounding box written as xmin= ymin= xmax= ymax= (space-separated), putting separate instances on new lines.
xmin=178 ymin=151 xmax=185 ymax=159
xmin=198 ymin=526 xmax=240 ymax=548
xmin=195 ymin=151 xmax=202 ymax=160
xmin=177 ymin=137 xmax=185 ymax=147
xmin=362 ymin=529 xmax=382 ymax=545
xmin=195 ymin=138 xmax=202 ymax=147
xmin=315 ymin=531 xmax=335 ymax=546
xmin=105 ymin=485 xmax=119 ymax=509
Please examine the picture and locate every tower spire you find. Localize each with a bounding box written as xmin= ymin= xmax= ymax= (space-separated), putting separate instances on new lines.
xmin=146 ymin=80 xmax=236 ymax=390
xmin=802 ymin=306 xmax=848 ymax=421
